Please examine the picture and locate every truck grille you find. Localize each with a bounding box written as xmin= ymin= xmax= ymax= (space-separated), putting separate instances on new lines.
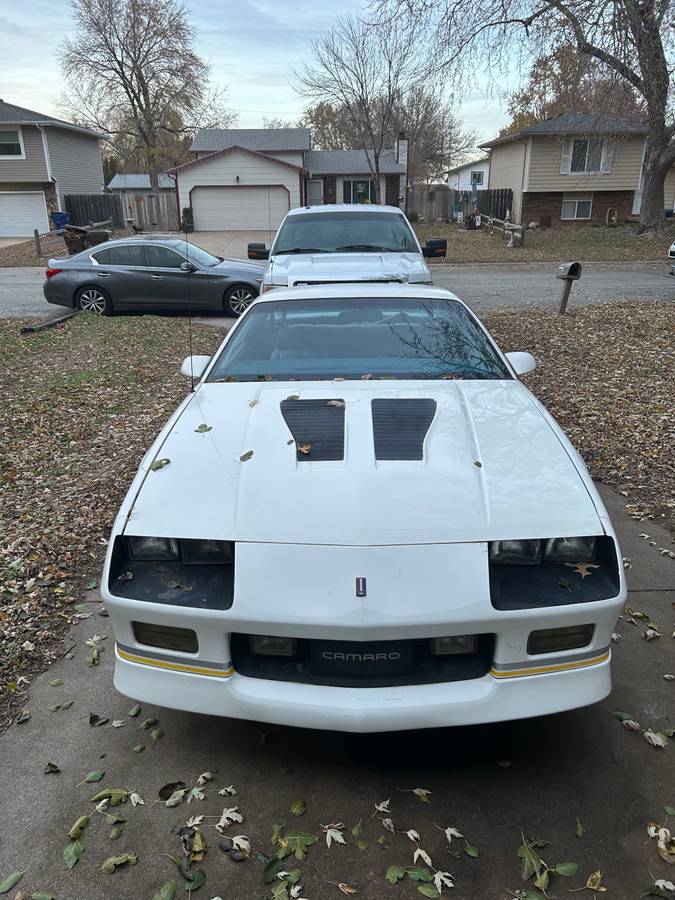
xmin=230 ymin=634 xmax=494 ymax=687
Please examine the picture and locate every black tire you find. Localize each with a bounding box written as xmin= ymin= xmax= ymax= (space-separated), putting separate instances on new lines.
xmin=76 ymin=285 xmax=113 ymax=316
xmin=224 ymin=283 xmax=257 ymax=317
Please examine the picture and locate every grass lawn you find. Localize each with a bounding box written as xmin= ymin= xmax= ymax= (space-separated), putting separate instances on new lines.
xmin=415 ymin=222 xmax=675 ymax=264
xmin=0 ymin=304 xmax=673 ymax=726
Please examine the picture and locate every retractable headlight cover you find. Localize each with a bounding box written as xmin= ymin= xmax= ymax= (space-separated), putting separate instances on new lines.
xmin=128 ymin=536 xmax=179 ymax=561
xmin=543 ymin=536 xmax=597 ymax=562
xmin=489 ymin=539 xmax=542 ymax=565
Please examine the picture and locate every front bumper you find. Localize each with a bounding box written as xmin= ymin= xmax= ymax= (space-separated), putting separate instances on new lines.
xmin=113 ymin=644 xmax=612 ymax=732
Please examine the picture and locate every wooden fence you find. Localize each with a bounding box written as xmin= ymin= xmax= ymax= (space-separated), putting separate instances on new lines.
xmin=407 ymin=187 xmax=513 ymax=223
xmin=115 ymin=190 xmax=178 ymax=231
xmin=64 ymin=194 xmax=124 ymax=229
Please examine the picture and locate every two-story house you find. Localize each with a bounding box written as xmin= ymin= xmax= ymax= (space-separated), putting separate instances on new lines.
xmin=481 ymin=113 xmax=650 ymax=226
xmin=0 ymin=100 xmax=104 ymax=237
xmin=446 ymin=157 xmax=491 ymax=192
xmin=170 ymin=128 xmax=408 ymax=231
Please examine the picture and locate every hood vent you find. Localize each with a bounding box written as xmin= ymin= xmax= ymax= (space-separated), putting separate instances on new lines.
xmin=281 ymin=399 xmax=345 ymax=461
xmin=371 ymin=399 xmax=436 ymax=461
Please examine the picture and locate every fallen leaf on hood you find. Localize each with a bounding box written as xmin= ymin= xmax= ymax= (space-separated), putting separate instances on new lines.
xmin=194 ymin=424 xmax=212 ymax=433
xmin=248 ymin=399 xmax=259 ymax=407
xmin=239 ymin=450 xmax=254 ymax=462
xmin=321 ymin=823 xmax=345 ymax=848
xmin=297 ymin=443 xmax=312 ymax=455
xmin=327 ymin=400 xmax=345 ymax=408
xmin=149 ymin=458 xmax=170 ymax=471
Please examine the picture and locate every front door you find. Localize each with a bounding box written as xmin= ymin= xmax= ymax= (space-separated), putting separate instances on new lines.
xmin=307 ymin=179 xmax=324 ymax=205
xmin=145 ymin=244 xmax=214 ymax=310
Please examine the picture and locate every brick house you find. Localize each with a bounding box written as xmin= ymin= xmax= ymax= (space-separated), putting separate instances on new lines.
xmin=480 ymin=113 xmax=652 ymax=226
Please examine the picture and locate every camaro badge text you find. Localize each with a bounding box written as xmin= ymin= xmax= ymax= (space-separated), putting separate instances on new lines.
xmin=356 ymin=577 xmax=367 ymax=597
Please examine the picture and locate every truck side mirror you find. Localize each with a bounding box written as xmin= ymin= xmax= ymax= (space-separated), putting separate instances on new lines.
xmin=423 ymin=238 xmax=447 ymax=259
xmin=248 ymin=243 xmax=269 ymax=260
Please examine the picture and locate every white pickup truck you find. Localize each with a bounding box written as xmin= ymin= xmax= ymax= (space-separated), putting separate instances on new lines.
xmin=248 ymin=204 xmax=446 ymax=292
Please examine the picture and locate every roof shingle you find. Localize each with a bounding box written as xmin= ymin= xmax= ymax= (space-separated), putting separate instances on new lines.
xmin=0 ymin=99 xmax=103 ymax=138
xmin=190 ymin=128 xmax=311 ymax=153
xmin=481 ymin=112 xmax=648 ymax=148
xmin=305 ymin=149 xmax=405 ymax=175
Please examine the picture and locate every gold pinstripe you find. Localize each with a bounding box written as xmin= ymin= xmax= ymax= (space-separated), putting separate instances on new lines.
xmin=490 ymin=650 xmax=610 ymax=679
xmin=116 ymin=645 xmax=234 ymax=678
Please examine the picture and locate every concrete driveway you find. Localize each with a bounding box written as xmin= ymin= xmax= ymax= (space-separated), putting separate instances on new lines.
xmin=187 ymin=229 xmax=275 ymax=260
xmin=0 ymin=487 xmax=672 ymax=900
xmin=0 ymin=236 xmax=26 ymax=249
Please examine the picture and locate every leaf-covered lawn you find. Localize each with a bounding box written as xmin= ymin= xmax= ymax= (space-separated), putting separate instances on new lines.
xmin=1 ymin=303 xmax=673 ymax=728
xmin=415 ymin=222 xmax=675 ymax=263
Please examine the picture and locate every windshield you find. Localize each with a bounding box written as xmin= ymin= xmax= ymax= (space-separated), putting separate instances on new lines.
xmin=207 ymin=297 xmax=511 ymax=382
xmin=272 ymin=211 xmax=419 ymax=255
xmin=180 ymin=243 xmax=220 ymax=267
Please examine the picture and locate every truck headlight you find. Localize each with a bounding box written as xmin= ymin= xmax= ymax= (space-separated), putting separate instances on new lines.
xmin=543 ymin=537 xmax=597 ymax=562
xmin=489 ymin=539 xmax=542 ymax=565
xmin=128 ymin=537 xmax=179 ymax=561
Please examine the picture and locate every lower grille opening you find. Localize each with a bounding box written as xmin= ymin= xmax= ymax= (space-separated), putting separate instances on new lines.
xmin=230 ymin=634 xmax=494 ymax=687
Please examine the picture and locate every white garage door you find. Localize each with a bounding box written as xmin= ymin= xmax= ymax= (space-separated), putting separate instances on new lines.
xmin=0 ymin=192 xmax=49 ymax=237
xmin=191 ymin=186 xmax=290 ymax=231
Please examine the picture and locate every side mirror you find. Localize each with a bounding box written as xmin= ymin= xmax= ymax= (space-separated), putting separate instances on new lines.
xmin=248 ymin=242 xmax=269 ymax=260
xmin=506 ymin=351 xmax=537 ymax=376
xmin=180 ymin=355 xmax=211 ymax=380
xmin=422 ymin=238 xmax=447 ymax=259
xmin=180 ymin=261 xmax=197 ymax=273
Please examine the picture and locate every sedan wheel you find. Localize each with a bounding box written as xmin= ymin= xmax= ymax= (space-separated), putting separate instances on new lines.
xmin=77 ymin=287 xmax=111 ymax=315
xmin=225 ymin=285 xmax=256 ymax=317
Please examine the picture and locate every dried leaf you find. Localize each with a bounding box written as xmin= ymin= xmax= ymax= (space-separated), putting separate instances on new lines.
xmin=297 ymin=443 xmax=312 ymax=455
xmin=321 ymin=823 xmax=345 ymax=848
xmin=165 ymin=789 xmax=187 ymax=808
xmin=290 ymin=799 xmax=306 ymax=817
xmin=128 ymin=704 xmax=141 ymax=717
xmin=644 ymin=730 xmax=669 ymax=748
xmin=239 ymin=450 xmax=254 ymax=462
xmin=565 ymin=561 xmax=600 ymax=578
xmin=585 ymin=869 xmax=608 ymax=892
xmin=216 ymin=807 xmax=243 ymax=833
xmin=337 ymin=884 xmax=358 ymax=895
xmin=130 ymin=791 xmax=144 ymax=807
xmin=149 ymin=457 xmax=171 ymax=471
xmin=100 ymin=852 xmax=138 ymax=874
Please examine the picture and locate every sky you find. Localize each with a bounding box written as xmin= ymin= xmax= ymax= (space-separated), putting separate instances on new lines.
xmin=0 ymin=0 xmax=513 ymax=149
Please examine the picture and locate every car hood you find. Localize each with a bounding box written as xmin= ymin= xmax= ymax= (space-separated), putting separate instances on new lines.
xmin=268 ymin=252 xmax=430 ymax=285
xmin=125 ymin=381 xmax=603 ymax=546
xmin=212 ymin=258 xmax=265 ymax=276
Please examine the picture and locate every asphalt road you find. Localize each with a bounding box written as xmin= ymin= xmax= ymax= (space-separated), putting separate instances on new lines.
xmin=1 ymin=487 xmax=673 ymax=900
xmin=1 ymin=261 xmax=674 ymax=319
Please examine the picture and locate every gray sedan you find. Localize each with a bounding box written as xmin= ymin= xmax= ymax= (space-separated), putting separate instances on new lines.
xmin=43 ymin=238 xmax=265 ymax=317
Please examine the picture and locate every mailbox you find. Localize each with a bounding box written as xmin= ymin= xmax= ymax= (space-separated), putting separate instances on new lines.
xmin=556 ymin=261 xmax=582 ymax=281
xmin=248 ymin=242 xmax=269 ymax=260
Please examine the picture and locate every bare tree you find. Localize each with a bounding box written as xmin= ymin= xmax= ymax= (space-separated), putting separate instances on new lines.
xmin=262 ymin=116 xmax=296 ymax=129
xmin=375 ymin=0 xmax=675 ymax=233
xmin=298 ymin=102 xmax=359 ymax=149
xmin=60 ymin=0 xmax=235 ymax=193
xmin=296 ymin=15 xmax=426 ymax=203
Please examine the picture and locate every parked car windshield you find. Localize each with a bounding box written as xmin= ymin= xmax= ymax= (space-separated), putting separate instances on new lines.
xmin=207 ymin=297 xmax=511 ymax=381
xmin=179 ymin=243 xmax=220 ymax=268
xmin=272 ymin=211 xmax=419 ymax=254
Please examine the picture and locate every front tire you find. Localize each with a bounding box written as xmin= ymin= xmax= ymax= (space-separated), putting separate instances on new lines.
xmin=224 ymin=284 xmax=257 ymax=317
xmin=76 ymin=286 xmax=112 ymax=316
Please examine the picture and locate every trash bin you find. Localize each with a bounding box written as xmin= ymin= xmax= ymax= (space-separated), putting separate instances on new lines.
xmin=51 ymin=211 xmax=70 ymax=232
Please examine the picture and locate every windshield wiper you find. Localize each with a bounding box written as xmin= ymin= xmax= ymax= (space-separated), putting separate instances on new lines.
xmin=335 ymin=244 xmax=398 ymax=252
xmin=274 ymin=247 xmax=327 ymax=255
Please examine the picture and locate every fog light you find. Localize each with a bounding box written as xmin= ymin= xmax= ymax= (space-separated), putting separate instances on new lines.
xmin=527 ymin=624 xmax=594 ymax=655
xmin=128 ymin=536 xmax=179 ymax=561
xmin=431 ymin=635 xmax=477 ymax=655
xmin=132 ymin=622 xmax=198 ymax=653
xmin=250 ymin=635 xmax=297 ymax=656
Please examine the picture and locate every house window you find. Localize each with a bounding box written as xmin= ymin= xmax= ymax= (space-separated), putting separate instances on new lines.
xmin=571 ymin=139 xmax=603 ymax=173
xmin=561 ymin=193 xmax=593 ymax=220
xmin=343 ymin=179 xmax=376 ymax=204
xmin=0 ymin=128 xmax=24 ymax=157
xmin=470 ymin=171 xmax=484 ymax=186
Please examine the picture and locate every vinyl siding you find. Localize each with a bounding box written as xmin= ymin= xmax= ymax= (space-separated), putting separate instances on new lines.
xmin=527 ymin=135 xmax=644 ymax=191
xmin=266 ymin=150 xmax=304 ymax=167
xmin=487 ymin=141 xmax=526 ymax=222
xmin=448 ymin=161 xmax=490 ymax=191
xmin=0 ymin=125 xmax=48 ymax=181
xmin=663 ymin=166 xmax=675 ymax=210
xmin=177 ymin=149 xmax=301 ymax=211
xmin=46 ymin=127 xmax=103 ymax=202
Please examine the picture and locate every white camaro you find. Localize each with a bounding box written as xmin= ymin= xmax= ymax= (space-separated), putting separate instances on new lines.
xmin=102 ymin=285 xmax=626 ymax=733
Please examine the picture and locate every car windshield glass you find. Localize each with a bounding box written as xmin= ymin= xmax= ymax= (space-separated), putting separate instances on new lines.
xmin=179 ymin=243 xmax=219 ymax=267
xmin=272 ymin=211 xmax=418 ymax=254
xmin=206 ymin=297 xmax=511 ymax=382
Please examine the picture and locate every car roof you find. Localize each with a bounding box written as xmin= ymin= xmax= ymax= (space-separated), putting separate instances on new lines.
xmin=254 ymin=283 xmax=464 ymax=305
xmin=285 ymin=204 xmax=406 ymax=217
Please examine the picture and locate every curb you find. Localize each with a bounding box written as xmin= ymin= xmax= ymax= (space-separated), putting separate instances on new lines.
xmin=21 ymin=309 xmax=78 ymax=334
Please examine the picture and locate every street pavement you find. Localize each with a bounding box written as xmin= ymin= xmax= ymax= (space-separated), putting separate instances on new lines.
xmin=0 ymin=486 xmax=672 ymax=900
xmin=1 ymin=261 xmax=674 ymax=319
